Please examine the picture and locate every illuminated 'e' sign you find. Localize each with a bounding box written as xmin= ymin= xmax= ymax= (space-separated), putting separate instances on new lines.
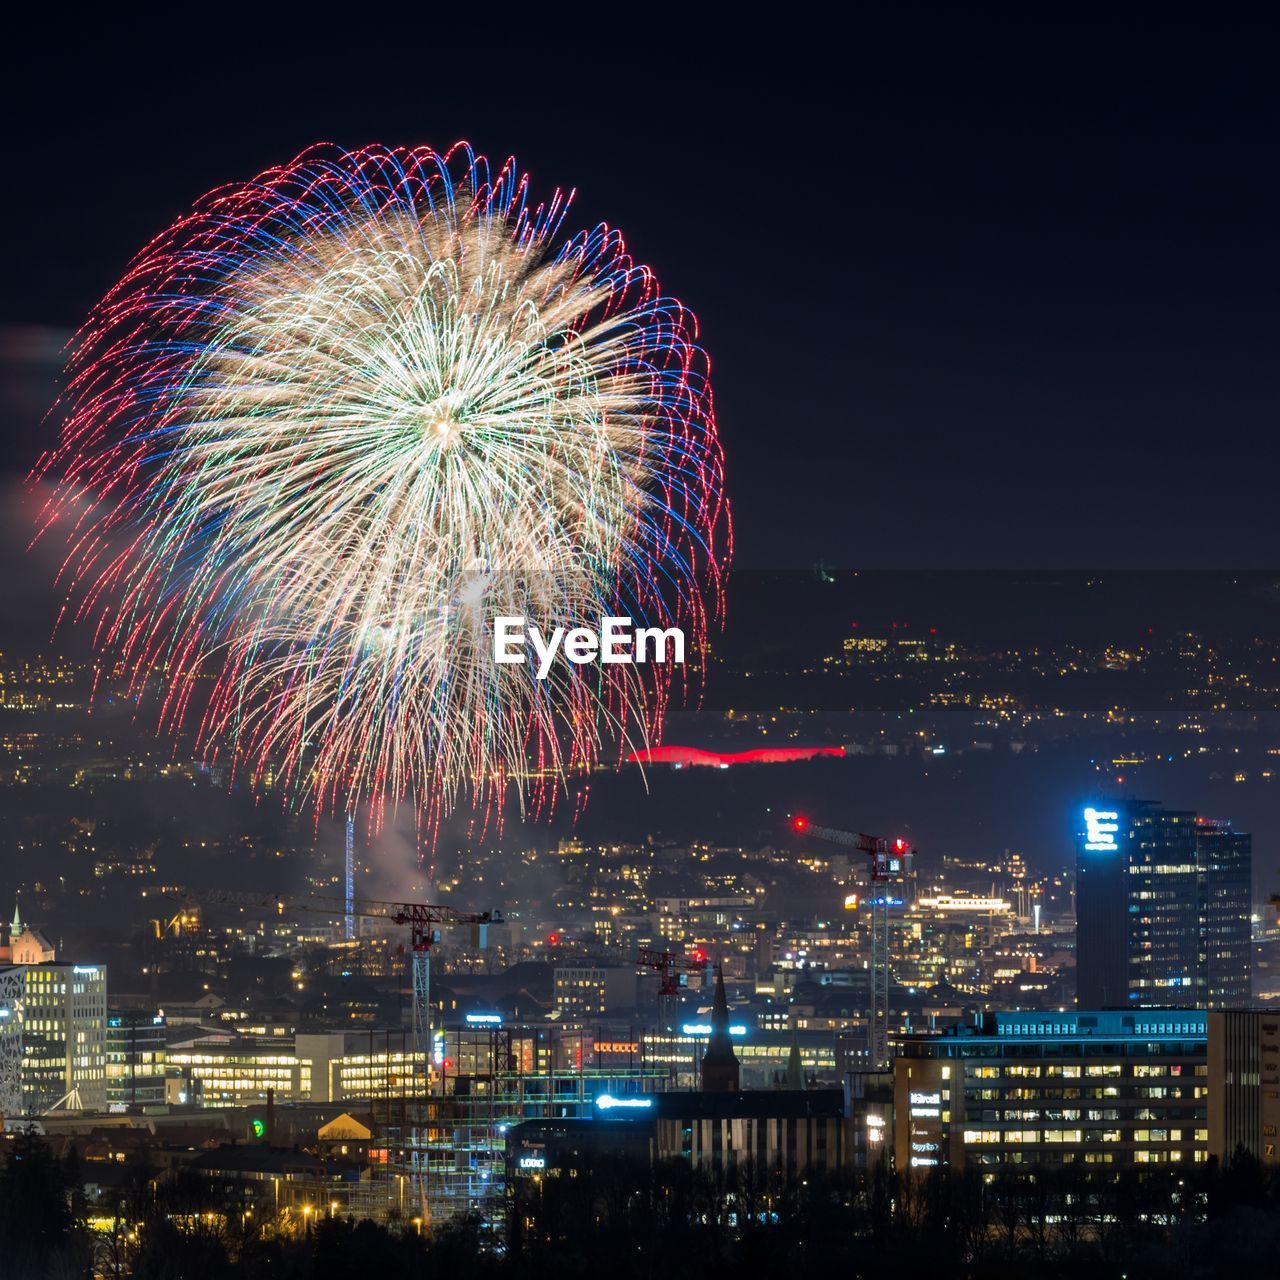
xmin=1083 ymin=807 xmax=1119 ymax=851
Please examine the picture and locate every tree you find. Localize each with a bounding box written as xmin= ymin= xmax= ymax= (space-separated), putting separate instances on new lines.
xmin=0 ymin=1129 xmax=78 ymax=1279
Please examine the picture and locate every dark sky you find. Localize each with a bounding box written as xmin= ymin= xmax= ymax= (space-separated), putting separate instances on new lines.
xmin=3 ymin=11 xmax=1279 ymax=572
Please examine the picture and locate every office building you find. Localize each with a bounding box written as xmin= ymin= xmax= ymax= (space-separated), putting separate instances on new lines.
xmin=895 ymin=1009 xmax=1209 ymax=1173
xmin=166 ymin=1033 xmax=311 ymax=1107
xmin=1198 ymin=820 xmax=1253 ymax=1006
xmin=0 ymin=960 xmax=108 ymax=1115
xmin=1076 ymin=801 xmax=1251 ymax=1008
xmin=295 ymin=1031 xmax=426 ymax=1103
xmin=105 ymin=1009 xmax=169 ymax=1108
xmin=552 ymin=963 xmax=638 ymax=1016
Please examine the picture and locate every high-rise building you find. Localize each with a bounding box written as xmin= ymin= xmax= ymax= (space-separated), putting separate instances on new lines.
xmin=1076 ymin=801 xmax=1251 ymax=1008
xmin=0 ymin=960 xmax=108 ymax=1115
xmin=1198 ymin=820 xmax=1253 ymax=1007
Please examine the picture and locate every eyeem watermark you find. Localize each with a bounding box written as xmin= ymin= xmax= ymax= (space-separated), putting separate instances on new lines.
xmin=494 ymin=616 xmax=685 ymax=679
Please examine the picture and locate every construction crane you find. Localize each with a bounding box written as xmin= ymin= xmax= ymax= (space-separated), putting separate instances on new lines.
xmin=202 ymin=887 xmax=499 ymax=1234
xmin=788 ymin=816 xmax=913 ymax=1071
xmin=199 ymin=889 xmax=502 ymax=1072
xmin=343 ymin=814 xmax=356 ymax=943
xmin=637 ymin=946 xmax=711 ymax=1002
xmin=544 ymin=936 xmax=712 ymax=1015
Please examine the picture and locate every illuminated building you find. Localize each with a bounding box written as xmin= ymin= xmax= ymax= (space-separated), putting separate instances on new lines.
xmin=1076 ymin=801 xmax=1251 ymax=1008
xmin=296 ymin=1031 xmax=426 ymax=1103
xmin=655 ymin=895 xmax=751 ymax=946
xmin=166 ymin=1035 xmax=311 ymax=1107
xmin=842 ymin=635 xmax=890 ymax=662
xmin=374 ymin=1026 xmax=666 ymax=1232
xmin=552 ymin=963 xmax=637 ymax=1015
xmin=165 ymin=1030 xmax=433 ymax=1107
xmin=0 ymin=960 xmax=108 ymax=1114
xmin=839 ymin=634 xmax=930 ymax=665
xmin=895 ymin=1009 xmax=1209 ymax=1173
xmin=1197 ymin=819 xmax=1254 ymax=1007
xmin=641 ymin=1025 xmax=837 ymax=1089
xmin=105 ymin=1009 xmax=169 ymax=1107
xmin=898 ymin=894 xmax=1014 ymax=993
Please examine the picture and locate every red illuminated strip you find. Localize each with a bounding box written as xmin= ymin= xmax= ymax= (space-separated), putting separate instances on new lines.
xmin=626 ymin=745 xmax=845 ymax=767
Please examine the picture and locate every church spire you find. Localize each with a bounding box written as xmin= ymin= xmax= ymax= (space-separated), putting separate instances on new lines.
xmin=9 ymin=896 xmax=20 ymax=942
xmin=700 ymin=964 xmax=740 ymax=1092
xmin=785 ymin=1034 xmax=806 ymax=1090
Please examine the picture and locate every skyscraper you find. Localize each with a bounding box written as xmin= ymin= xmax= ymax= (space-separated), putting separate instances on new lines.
xmin=1197 ymin=819 xmax=1253 ymax=1007
xmin=1076 ymin=801 xmax=1251 ymax=1009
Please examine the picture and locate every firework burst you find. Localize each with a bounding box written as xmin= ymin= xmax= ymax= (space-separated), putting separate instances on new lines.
xmin=35 ymin=143 xmax=730 ymax=832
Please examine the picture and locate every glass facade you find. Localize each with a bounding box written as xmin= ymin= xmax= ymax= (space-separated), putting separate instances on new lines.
xmin=105 ymin=1010 xmax=168 ymax=1107
xmin=1076 ymin=801 xmax=1251 ymax=1009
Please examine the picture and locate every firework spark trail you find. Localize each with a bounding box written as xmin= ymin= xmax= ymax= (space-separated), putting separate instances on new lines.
xmin=34 ymin=143 xmax=731 ymax=835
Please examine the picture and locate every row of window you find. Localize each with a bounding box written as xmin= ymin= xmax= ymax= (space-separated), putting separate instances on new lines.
xmin=970 ymin=1062 xmax=1202 ymax=1079
xmin=964 ymin=1127 xmax=1207 ymax=1145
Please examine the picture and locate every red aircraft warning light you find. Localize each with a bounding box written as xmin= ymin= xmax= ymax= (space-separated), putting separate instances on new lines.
xmin=792 ymin=816 xmax=810 ymax=833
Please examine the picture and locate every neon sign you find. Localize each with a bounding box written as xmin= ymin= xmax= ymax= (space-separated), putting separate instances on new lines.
xmin=595 ymin=1094 xmax=653 ymax=1110
xmin=1083 ymin=807 xmax=1120 ymax=851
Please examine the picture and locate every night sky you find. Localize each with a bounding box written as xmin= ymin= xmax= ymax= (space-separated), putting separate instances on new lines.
xmin=3 ymin=11 xmax=1279 ymax=584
